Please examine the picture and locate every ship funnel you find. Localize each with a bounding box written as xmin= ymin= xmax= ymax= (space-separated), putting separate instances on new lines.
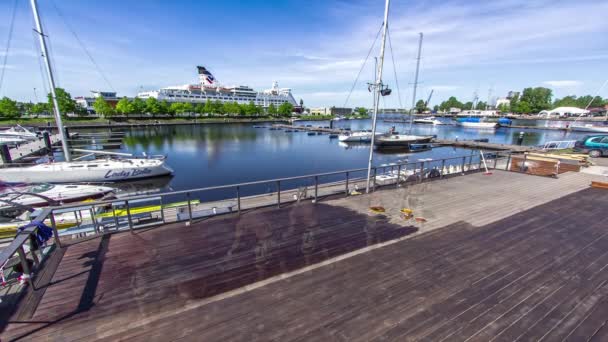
xmin=197 ymin=66 xmax=217 ymax=86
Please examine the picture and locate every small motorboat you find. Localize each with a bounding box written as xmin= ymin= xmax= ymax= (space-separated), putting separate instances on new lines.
xmin=375 ymin=134 xmax=434 ymax=149
xmin=0 ymin=183 xmax=114 ymax=214
xmin=457 ymin=118 xmax=497 ymax=129
xmin=0 ymin=125 xmax=40 ymax=141
xmin=570 ymin=123 xmax=608 ymax=133
xmin=413 ymin=116 xmax=444 ymax=125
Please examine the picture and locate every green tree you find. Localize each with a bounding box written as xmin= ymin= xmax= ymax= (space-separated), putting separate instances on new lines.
xmin=0 ymin=97 xmax=20 ymax=118
xmin=169 ymin=102 xmax=182 ymax=116
xmin=463 ymin=102 xmax=473 ymax=110
xmin=159 ymin=100 xmax=170 ymax=115
xmin=48 ymin=88 xmax=76 ymax=115
xmin=415 ymin=99 xmax=427 ymax=113
xmin=92 ymin=96 xmax=114 ymax=117
xmin=475 ymin=101 xmax=487 ymax=110
xmin=223 ymin=101 xmax=240 ymax=115
xmin=515 ymin=100 xmax=531 ymax=114
xmin=439 ymin=96 xmax=463 ymax=112
xmin=115 ymin=97 xmax=133 ymax=115
xmin=497 ymin=103 xmax=510 ymax=113
xmin=131 ymin=97 xmax=146 ymax=114
xmin=509 ymin=93 xmax=520 ymax=113
xmin=432 ymin=105 xmax=439 ymax=112
xmin=203 ymin=100 xmax=213 ymax=115
xmin=31 ymin=102 xmax=48 ymax=115
xmin=145 ymin=97 xmax=161 ymax=115
xmin=195 ymin=103 xmax=205 ymax=114
xmin=354 ymin=107 xmax=368 ymax=116
xmin=278 ymin=102 xmax=294 ymax=117
xmin=520 ymin=87 xmax=552 ymax=113
xmin=244 ymin=101 xmax=259 ymax=116
xmin=211 ymin=100 xmax=224 ymax=115
xmin=267 ymin=103 xmax=278 ymax=116
xmin=182 ymin=102 xmax=194 ymax=114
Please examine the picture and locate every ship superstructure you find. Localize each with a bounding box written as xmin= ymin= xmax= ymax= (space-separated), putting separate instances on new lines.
xmin=137 ymin=66 xmax=299 ymax=109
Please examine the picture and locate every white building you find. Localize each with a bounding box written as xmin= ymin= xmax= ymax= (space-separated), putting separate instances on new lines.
xmin=538 ymin=107 xmax=589 ymax=118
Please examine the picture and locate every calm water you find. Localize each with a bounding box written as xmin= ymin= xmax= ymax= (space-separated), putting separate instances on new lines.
xmin=65 ymin=116 xmax=595 ymax=199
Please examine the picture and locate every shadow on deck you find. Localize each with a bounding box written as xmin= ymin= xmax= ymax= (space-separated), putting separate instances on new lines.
xmin=1 ymin=202 xmax=417 ymax=341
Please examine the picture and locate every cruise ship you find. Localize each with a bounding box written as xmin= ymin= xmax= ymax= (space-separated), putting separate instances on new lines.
xmin=137 ymin=66 xmax=300 ymax=109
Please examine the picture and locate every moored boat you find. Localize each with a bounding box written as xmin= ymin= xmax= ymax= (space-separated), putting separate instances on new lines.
xmin=570 ymin=123 xmax=608 ymax=133
xmin=0 ymin=125 xmax=39 ymax=141
xmin=457 ymin=118 xmax=497 ymax=129
xmin=413 ymin=116 xmax=443 ymax=125
xmin=0 ymin=183 xmax=114 ymax=211
xmin=338 ymin=131 xmax=384 ymax=142
xmin=375 ymin=134 xmax=434 ymax=149
xmin=0 ymin=157 xmax=173 ymax=184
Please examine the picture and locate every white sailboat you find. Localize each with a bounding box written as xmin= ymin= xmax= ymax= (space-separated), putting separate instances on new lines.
xmin=375 ymin=32 xmax=434 ymax=150
xmin=338 ymin=131 xmax=384 ymax=142
xmin=0 ymin=0 xmax=174 ymax=184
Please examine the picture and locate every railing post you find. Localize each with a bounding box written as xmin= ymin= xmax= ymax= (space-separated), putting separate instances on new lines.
xmin=159 ymin=197 xmax=166 ymax=223
xmin=372 ymin=167 xmax=377 ymax=191
xmin=493 ymin=153 xmax=499 ymax=169
xmin=506 ymin=152 xmax=512 ymax=171
xmin=314 ymin=176 xmax=318 ymax=201
xmin=236 ymin=186 xmax=241 ymax=214
xmin=49 ymin=211 xmax=62 ymax=249
xmin=186 ymin=192 xmax=193 ymax=224
xmin=28 ymin=234 xmax=40 ymax=266
xmin=113 ymin=206 xmax=119 ymax=230
xmin=467 ymin=152 xmax=473 ymax=172
xmin=125 ymin=200 xmax=134 ymax=232
xmin=90 ymin=207 xmax=98 ymax=234
xmin=345 ymin=172 xmax=349 ymax=196
xmin=396 ymin=164 xmax=402 ymax=188
xmin=461 ymin=156 xmax=466 ymax=173
xmin=420 ymin=162 xmax=425 ymax=183
xmin=520 ymin=154 xmax=528 ymax=173
xmin=17 ymin=245 xmax=34 ymax=289
xmin=276 ymin=180 xmax=281 ymax=208
xmin=440 ymin=159 xmax=445 ymax=178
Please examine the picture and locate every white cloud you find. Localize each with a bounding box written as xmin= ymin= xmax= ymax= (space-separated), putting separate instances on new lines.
xmin=543 ymin=80 xmax=583 ymax=87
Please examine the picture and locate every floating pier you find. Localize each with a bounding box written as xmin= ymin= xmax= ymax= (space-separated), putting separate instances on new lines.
xmin=0 ymin=132 xmax=70 ymax=165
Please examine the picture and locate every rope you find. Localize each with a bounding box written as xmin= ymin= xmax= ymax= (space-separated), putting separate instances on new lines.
xmin=387 ymin=28 xmax=403 ymax=110
xmin=343 ymin=24 xmax=383 ymax=108
xmin=50 ymin=0 xmax=116 ymax=92
xmin=0 ymin=0 xmax=19 ymax=96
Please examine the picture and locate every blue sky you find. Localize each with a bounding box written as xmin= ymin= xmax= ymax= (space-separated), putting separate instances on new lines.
xmin=1 ymin=0 xmax=607 ymax=108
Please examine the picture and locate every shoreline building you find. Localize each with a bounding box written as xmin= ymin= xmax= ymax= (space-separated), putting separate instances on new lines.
xmin=137 ymin=66 xmax=301 ymax=112
xmin=75 ymin=91 xmax=122 ymax=114
xmin=308 ymin=107 xmax=353 ymax=116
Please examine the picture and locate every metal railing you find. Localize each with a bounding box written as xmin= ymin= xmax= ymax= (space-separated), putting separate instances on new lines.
xmin=0 ymin=151 xmax=516 ymax=290
xmin=542 ymin=140 xmax=577 ymax=150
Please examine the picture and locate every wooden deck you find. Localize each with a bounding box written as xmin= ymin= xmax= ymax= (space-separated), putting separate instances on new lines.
xmin=2 ymin=171 xmax=608 ymax=341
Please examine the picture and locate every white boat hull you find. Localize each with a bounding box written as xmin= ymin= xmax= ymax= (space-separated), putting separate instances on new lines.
xmin=0 ymin=183 xmax=114 ymax=209
xmin=0 ymin=158 xmax=174 ymax=183
xmin=338 ymin=132 xmax=383 ymax=142
xmin=458 ymin=122 xmax=497 ymax=129
xmin=570 ymin=125 xmax=608 ymax=133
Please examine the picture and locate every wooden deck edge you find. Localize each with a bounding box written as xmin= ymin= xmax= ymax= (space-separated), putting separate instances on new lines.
xmin=6 ymin=245 xmax=66 ymax=325
xmin=591 ymin=181 xmax=608 ymax=189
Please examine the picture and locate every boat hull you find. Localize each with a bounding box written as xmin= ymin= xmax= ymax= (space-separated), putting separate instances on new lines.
xmin=570 ymin=125 xmax=608 ymax=133
xmin=458 ymin=122 xmax=497 ymax=129
xmin=375 ymin=135 xmax=433 ymax=148
xmin=0 ymin=159 xmax=174 ymax=183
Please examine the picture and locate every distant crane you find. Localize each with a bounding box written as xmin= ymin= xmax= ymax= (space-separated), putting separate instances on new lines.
xmin=424 ymin=89 xmax=434 ymax=109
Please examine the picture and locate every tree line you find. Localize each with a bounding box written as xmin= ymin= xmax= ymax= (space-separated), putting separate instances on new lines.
xmin=432 ymin=87 xmax=607 ymax=114
xmin=98 ymin=96 xmax=294 ymax=117
xmin=0 ymin=87 xmax=295 ymax=119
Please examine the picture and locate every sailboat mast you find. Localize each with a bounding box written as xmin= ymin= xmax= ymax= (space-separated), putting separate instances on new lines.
xmin=30 ymin=0 xmax=71 ymax=161
xmin=365 ymin=0 xmax=390 ymax=194
xmin=408 ymin=32 xmax=423 ymax=133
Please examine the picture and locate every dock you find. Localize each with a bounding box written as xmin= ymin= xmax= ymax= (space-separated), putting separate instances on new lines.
xmin=272 ymin=123 xmax=346 ymax=134
xmin=432 ymin=138 xmax=542 ymax=152
xmin=0 ymin=133 xmax=66 ymax=165
xmin=2 ymin=168 xmax=608 ymax=340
